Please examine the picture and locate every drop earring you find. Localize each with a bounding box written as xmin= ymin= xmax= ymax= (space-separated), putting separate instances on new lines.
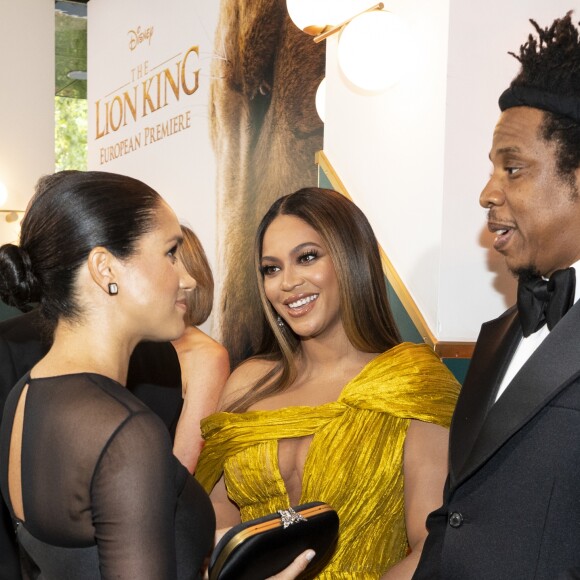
xmin=108 ymin=282 xmax=118 ymax=295
xmin=276 ymin=316 xmax=285 ymax=328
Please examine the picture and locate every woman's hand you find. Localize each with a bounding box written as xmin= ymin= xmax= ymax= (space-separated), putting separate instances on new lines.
xmin=267 ymin=550 xmax=316 ymax=579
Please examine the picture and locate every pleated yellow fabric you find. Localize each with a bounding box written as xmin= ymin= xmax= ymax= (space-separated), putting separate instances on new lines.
xmin=196 ymin=342 xmax=459 ymax=578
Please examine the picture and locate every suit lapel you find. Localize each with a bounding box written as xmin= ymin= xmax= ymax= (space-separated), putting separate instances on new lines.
xmin=449 ymin=307 xmax=520 ymax=487
xmin=453 ymin=300 xmax=580 ymax=488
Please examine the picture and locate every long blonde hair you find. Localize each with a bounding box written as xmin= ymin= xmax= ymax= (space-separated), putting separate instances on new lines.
xmin=178 ymin=225 xmax=214 ymax=327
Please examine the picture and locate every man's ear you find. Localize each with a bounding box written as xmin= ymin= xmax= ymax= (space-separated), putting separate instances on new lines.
xmin=87 ymin=247 xmax=117 ymax=294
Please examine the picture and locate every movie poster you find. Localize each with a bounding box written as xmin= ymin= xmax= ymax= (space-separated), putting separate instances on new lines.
xmin=88 ymin=0 xmax=325 ymax=366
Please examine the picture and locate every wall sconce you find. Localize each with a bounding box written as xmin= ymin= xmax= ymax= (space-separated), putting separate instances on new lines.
xmin=287 ymin=1 xmax=406 ymax=93
xmin=311 ymin=2 xmax=385 ymax=44
xmin=0 ymin=210 xmax=24 ymax=223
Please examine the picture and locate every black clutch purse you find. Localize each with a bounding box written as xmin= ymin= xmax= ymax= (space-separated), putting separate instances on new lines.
xmin=208 ymin=501 xmax=339 ymax=580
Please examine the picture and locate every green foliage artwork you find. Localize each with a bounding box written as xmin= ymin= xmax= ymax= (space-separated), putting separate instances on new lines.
xmin=55 ymin=96 xmax=87 ymax=171
xmin=54 ymin=6 xmax=88 ymax=172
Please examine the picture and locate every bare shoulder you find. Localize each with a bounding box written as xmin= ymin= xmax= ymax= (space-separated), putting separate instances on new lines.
xmin=218 ymin=357 xmax=276 ymax=410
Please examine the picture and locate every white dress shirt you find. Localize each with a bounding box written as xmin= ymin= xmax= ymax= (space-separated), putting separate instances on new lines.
xmin=494 ymin=260 xmax=580 ymax=402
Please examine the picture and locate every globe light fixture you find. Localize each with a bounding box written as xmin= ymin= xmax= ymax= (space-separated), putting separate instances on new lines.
xmin=337 ymin=10 xmax=407 ymax=92
xmin=286 ymin=0 xmax=330 ymax=34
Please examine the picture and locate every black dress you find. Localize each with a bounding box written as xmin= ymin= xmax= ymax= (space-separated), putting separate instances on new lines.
xmin=0 ymin=373 xmax=215 ymax=579
xmin=0 ymin=310 xmax=186 ymax=580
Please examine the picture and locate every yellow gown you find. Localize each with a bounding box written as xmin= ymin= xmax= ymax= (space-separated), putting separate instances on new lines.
xmin=196 ymin=343 xmax=460 ymax=578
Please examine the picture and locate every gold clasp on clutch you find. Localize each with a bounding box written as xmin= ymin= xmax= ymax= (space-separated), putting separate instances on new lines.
xmin=277 ymin=507 xmax=307 ymax=529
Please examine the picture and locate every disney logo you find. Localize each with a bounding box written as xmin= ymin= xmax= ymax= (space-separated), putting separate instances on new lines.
xmin=128 ymin=26 xmax=154 ymax=51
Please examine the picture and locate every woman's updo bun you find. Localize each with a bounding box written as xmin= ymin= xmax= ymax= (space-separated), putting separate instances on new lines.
xmin=0 ymin=243 xmax=40 ymax=310
xmin=7 ymin=170 xmax=162 ymax=327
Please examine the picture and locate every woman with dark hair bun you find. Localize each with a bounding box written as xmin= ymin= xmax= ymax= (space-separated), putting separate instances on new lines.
xmin=196 ymin=188 xmax=460 ymax=578
xmin=0 ymin=171 xmax=311 ymax=580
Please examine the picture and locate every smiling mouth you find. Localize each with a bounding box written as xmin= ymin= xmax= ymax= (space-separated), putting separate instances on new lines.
xmin=288 ymin=294 xmax=319 ymax=309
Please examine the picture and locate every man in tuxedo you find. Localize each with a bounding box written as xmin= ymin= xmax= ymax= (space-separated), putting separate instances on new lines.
xmin=413 ymin=12 xmax=580 ymax=579
xmin=0 ymin=309 xmax=183 ymax=580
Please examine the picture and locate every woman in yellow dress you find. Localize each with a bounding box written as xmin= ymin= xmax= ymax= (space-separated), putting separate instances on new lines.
xmin=196 ymin=188 xmax=459 ymax=579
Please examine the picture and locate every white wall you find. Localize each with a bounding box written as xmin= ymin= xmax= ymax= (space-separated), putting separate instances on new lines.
xmin=0 ymin=0 xmax=54 ymax=246
xmin=323 ymin=0 xmax=575 ymax=341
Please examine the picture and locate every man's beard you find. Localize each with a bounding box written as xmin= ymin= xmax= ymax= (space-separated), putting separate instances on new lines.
xmin=512 ymin=266 xmax=542 ymax=283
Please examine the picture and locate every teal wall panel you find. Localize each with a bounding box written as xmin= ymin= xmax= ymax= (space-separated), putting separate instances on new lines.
xmin=386 ymin=279 xmax=423 ymax=344
xmin=444 ymin=358 xmax=470 ymax=385
xmin=318 ymin=170 xmax=333 ymax=190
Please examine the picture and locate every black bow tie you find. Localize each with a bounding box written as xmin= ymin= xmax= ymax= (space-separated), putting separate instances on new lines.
xmin=517 ymin=268 xmax=576 ymax=338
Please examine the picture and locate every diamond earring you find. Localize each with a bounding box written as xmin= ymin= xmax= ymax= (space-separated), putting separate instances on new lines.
xmin=276 ymin=316 xmax=285 ymax=328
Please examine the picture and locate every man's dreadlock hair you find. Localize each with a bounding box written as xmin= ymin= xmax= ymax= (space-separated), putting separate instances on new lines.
xmin=509 ymin=11 xmax=580 ymax=180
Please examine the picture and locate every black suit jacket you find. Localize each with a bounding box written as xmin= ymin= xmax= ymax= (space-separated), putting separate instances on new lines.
xmin=414 ymin=302 xmax=580 ymax=580
xmin=0 ymin=310 xmax=183 ymax=580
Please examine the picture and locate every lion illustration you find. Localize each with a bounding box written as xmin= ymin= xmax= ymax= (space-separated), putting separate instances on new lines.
xmin=210 ymin=0 xmax=325 ymax=367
